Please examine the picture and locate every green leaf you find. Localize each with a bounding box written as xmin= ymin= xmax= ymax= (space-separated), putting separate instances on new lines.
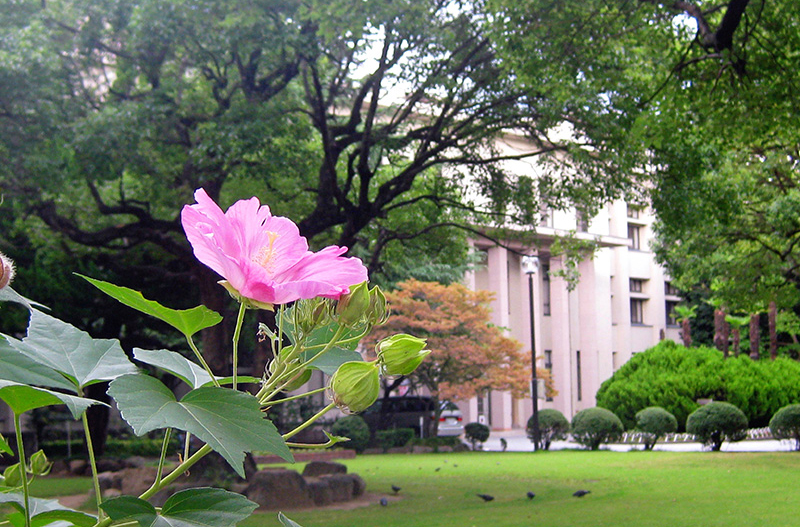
xmin=100 ymin=496 xmax=157 ymax=527
xmin=286 ymin=319 xmax=365 ymax=375
xmin=133 ymin=348 xmax=217 ymax=389
xmin=0 ymin=493 xmax=96 ymax=526
xmin=0 ymin=433 xmax=12 ymax=455
xmin=108 ymin=374 xmax=293 ymax=476
xmin=0 ymin=380 xmax=102 ymax=418
xmin=102 ymin=489 xmax=257 ymax=527
xmin=80 ymin=275 xmax=223 ymax=338
xmin=7 ymin=309 xmax=136 ymax=389
xmin=0 ymin=337 xmax=77 ymax=393
xmin=300 ymin=347 xmax=363 ymax=376
xmin=277 ymin=512 xmax=304 ymax=527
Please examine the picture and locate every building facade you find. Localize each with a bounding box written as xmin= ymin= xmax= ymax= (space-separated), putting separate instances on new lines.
xmin=458 ymin=200 xmax=682 ymax=430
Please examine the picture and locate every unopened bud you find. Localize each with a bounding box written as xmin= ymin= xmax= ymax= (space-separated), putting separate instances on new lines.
xmin=294 ymin=297 xmax=332 ymax=335
xmin=368 ymin=285 xmax=389 ymax=325
xmin=3 ymin=463 xmax=23 ymax=488
xmin=376 ymin=334 xmax=430 ymax=376
xmin=335 ymin=281 xmax=370 ymax=327
xmin=0 ymin=252 xmax=15 ymax=290
xmin=329 ymin=361 xmax=380 ymax=413
xmin=29 ymin=450 xmax=51 ymax=477
xmin=282 ymin=368 xmax=312 ymax=391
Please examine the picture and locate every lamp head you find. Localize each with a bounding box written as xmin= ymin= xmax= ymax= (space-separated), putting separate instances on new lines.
xmin=521 ymin=255 xmax=540 ymax=275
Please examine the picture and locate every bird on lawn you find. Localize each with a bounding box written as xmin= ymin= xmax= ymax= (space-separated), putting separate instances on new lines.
xmin=477 ymin=494 xmax=495 ymax=502
xmin=380 ymin=498 xmax=388 ymax=507
xmin=573 ymin=490 xmax=591 ymax=498
xmin=391 ymin=485 xmax=401 ymax=494
xmin=527 ymin=491 xmax=536 ymax=500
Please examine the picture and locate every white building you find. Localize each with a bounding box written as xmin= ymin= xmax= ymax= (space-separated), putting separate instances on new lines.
xmin=458 ymin=200 xmax=682 ymax=430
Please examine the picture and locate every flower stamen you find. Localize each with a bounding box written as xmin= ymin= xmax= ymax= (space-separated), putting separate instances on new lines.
xmin=253 ymin=231 xmax=281 ymax=274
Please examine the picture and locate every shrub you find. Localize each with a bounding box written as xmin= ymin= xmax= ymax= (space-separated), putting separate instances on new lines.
xmin=769 ymin=404 xmax=800 ymax=451
xmin=527 ymin=409 xmax=569 ymax=450
xmin=635 ymin=407 xmax=678 ymax=450
xmin=331 ymin=415 xmax=370 ymax=453
xmin=464 ymin=422 xmax=490 ymax=450
xmin=375 ymin=428 xmax=415 ymax=452
xmin=686 ymin=401 xmax=748 ymax=451
xmin=571 ymin=407 xmax=624 ymax=450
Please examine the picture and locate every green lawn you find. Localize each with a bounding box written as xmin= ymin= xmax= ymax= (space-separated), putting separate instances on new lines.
xmin=247 ymin=451 xmax=800 ymax=527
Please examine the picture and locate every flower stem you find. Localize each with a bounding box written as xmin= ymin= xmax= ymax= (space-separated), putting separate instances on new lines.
xmin=187 ymin=336 xmax=220 ymax=388
xmin=155 ymin=429 xmax=172 ymax=485
xmin=139 ymin=444 xmax=213 ymax=501
xmin=82 ymin=411 xmax=104 ymax=519
xmin=282 ymin=402 xmax=336 ymax=441
xmin=13 ymin=413 xmax=31 ymax=527
xmin=262 ymin=387 xmax=327 ymax=407
xmin=232 ymin=302 xmax=247 ymax=391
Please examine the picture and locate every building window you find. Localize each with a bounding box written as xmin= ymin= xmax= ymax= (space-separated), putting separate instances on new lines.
xmin=544 ymin=350 xmax=553 ymax=401
xmin=577 ymin=212 xmax=589 ymax=232
xmin=630 ymin=278 xmax=644 ymax=293
xmin=627 ymin=205 xmax=641 ymax=219
xmin=539 ymin=206 xmax=553 ymax=228
xmin=630 ymin=298 xmax=645 ymax=324
xmin=666 ymin=300 xmax=679 ymax=327
xmin=665 ymin=281 xmax=680 ymax=296
xmin=542 ymin=264 xmax=551 ymax=316
xmin=627 ymin=224 xmax=641 ymax=250
xmin=576 ymin=350 xmax=582 ymax=402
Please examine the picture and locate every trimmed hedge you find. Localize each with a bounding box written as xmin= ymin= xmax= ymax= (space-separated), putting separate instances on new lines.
xmin=464 ymin=422 xmax=490 ymax=450
xmin=596 ymin=340 xmax=800 ymax=429
xmin=375 ymin=428 xmax=415 ymax=452
xmin=686 ymin=401 xmax=748 ymax=451
xmin=527 ymin=409 xmax=569 ymax=450
xmin=769 ymin=404 xmax=800 ymax=451
xmin=635 ymin=407 xmax=677 ymax=450
xmin=570 ymin=407 xmax=624 ymax=450
xmin=331 ymin=415 xmax=370 ymax=453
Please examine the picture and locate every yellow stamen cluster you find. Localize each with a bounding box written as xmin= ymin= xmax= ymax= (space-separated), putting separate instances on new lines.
xmin=253 ymin=231 xmax=280 ymax=273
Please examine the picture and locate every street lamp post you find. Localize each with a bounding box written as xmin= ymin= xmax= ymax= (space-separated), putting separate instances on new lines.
xmin=521 ymin=255 xmax=541 ymax=451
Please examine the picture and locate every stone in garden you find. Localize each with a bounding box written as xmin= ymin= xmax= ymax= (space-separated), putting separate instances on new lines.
xmin=322 ymin=474 xmax=355 ymax=502
xmin=68 ymin=459 xmax=88 ymax=476
xmin=246 ymin=469 xmax=314 ymax=509
xmin=124 ymin=456 xmax=147 ymax=468
xmin=119 ymin=467 xmax=159 ymax=496
xmin=307 ymin=479 xmax=333 ymax=506
xmin=302 ymin=461 xmax=347 ymax=477
xmin=412 ymin=446 xmax=434 ymax=454
xmin=348 ymin=473 xmax=366 ymax=497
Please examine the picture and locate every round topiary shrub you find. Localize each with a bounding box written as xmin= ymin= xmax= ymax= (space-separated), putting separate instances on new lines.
xmin=769 ymin=404 xmax=800 ymax=451
xmin=464 ymin=422 xmax=490 ymax=450
xmin=330 ymin=415 xmax=370 ymax=453
xmin=527 ymin=409 xmax=570 ymax=450
xmin=570 ymin=407 xmax=624 ymax=450
xmin=635 ymin=406 xmax=678 ymax=450
xmin=686 ymin=401 xmax=748 ymax=451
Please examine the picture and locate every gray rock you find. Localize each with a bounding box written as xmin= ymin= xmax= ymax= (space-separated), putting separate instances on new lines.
xmin=245 ymin=469 xmax=314 ymax=509
xmin=321 ymin=474 xmax=355 ymax=502
xmin=302 ymin=461 xmax=347 ymax=477
xmin=307 ymin=479 xmax=333 ymax=506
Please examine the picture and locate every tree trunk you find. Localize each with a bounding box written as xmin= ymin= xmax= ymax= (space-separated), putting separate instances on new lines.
xmin=681 ymin=318 xmax=692 ymax=347
xmin=749 ymin=313 xmax=760 ymax=360
xmin=196 ymin=266 xmax=235 ymax=375
xmin=769 ymin=301 xmax=778 ymax=360
xmin=732 ymin=328 xmax=741 ymax=356
xmin=713 ymin=308 xmax=726 ymax=354
xmin=721 ymin=318 xmax=730 ymax=358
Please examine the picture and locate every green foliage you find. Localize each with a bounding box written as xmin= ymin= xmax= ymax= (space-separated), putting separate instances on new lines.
xmin=686 ymin=402 xmax=748 ymax=451
xmin=527 ymin=409 xmax=569 ymax=450
xmin=375 ymin=428 xmax=415 ymax=452
xmin=330 ymin=416 xmax=370 ymax=454
xmin=570 ymin=408 xmax=624 ymax=451
xmin=769 ymin=404 xmax=800 ymax=451
xmin=634 ymin=407 xmax=677 ymax=450
xmin=596 ymin=341 xmax=800 ymax=430
xmin=464 ymin=423 xmax=490 ymax=450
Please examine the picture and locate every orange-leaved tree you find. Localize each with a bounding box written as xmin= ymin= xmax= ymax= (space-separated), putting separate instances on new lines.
xmin=366 ymin=279 xmax=554 ymax=436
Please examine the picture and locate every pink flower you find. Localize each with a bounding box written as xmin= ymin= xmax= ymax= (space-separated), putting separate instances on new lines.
xmin=181 ymin=189 xmax=368 ymax=306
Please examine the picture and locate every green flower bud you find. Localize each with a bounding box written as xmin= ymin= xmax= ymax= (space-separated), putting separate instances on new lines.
xmin=376 ymin=334 xmax=430 ymax=375
xmin=329 ymin=361 xmax=380 ymax=413
xmin=0 ymin=252 xmax=15 ymax=290
xmin=282 ymin=367 xmax=312 ymax=391
xmin=293 ymin=297 xmax=332 ymax=335
xmin=368 ymin=285 xmax=389 ymax=325
xmin=29 ymin=450 xmax=51 ymax=477
xmin=3 ymin=463 xmax=23 ymax=488
xmin=336 ymin=281 xmax=370 ymax=327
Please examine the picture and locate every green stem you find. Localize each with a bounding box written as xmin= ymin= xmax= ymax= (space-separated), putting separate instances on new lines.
xmin=232 ymin=302 xmax=247 ymax=391
xmin=283 ymin=403 xmax=336 ymax=441
xmin=263 ymin=387 xmax=327 ymax=407
xmin=183 ymin=433 xmax=192 ymax=466
xmin=13 ymin=413 xmax=31 ymax=527
xmin=82 ymin=411 xmax=104 ymax=519
xmin=155 ymin=429 xmax=172 ymax=485
xmin=187 ymin=336 xmax=221 ymax=388
xmin=139 ymin=444 xmax=213 ymax=501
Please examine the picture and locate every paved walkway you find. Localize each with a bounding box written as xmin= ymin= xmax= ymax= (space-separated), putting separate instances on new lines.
xmin=481 ymin=429 xmax=797 ymax=452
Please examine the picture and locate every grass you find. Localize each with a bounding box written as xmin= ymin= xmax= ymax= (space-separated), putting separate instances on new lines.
xmin=28 ymin=476 xmax=92 ymax=498
xmin=244 ymin=451 xmax=800 ymax=527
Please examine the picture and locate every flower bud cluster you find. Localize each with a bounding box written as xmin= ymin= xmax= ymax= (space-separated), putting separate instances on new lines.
xmin=376 ymin=334 xmax=430 ymax=376
xmin=335 ymin=282 xmax=389 ymax=328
